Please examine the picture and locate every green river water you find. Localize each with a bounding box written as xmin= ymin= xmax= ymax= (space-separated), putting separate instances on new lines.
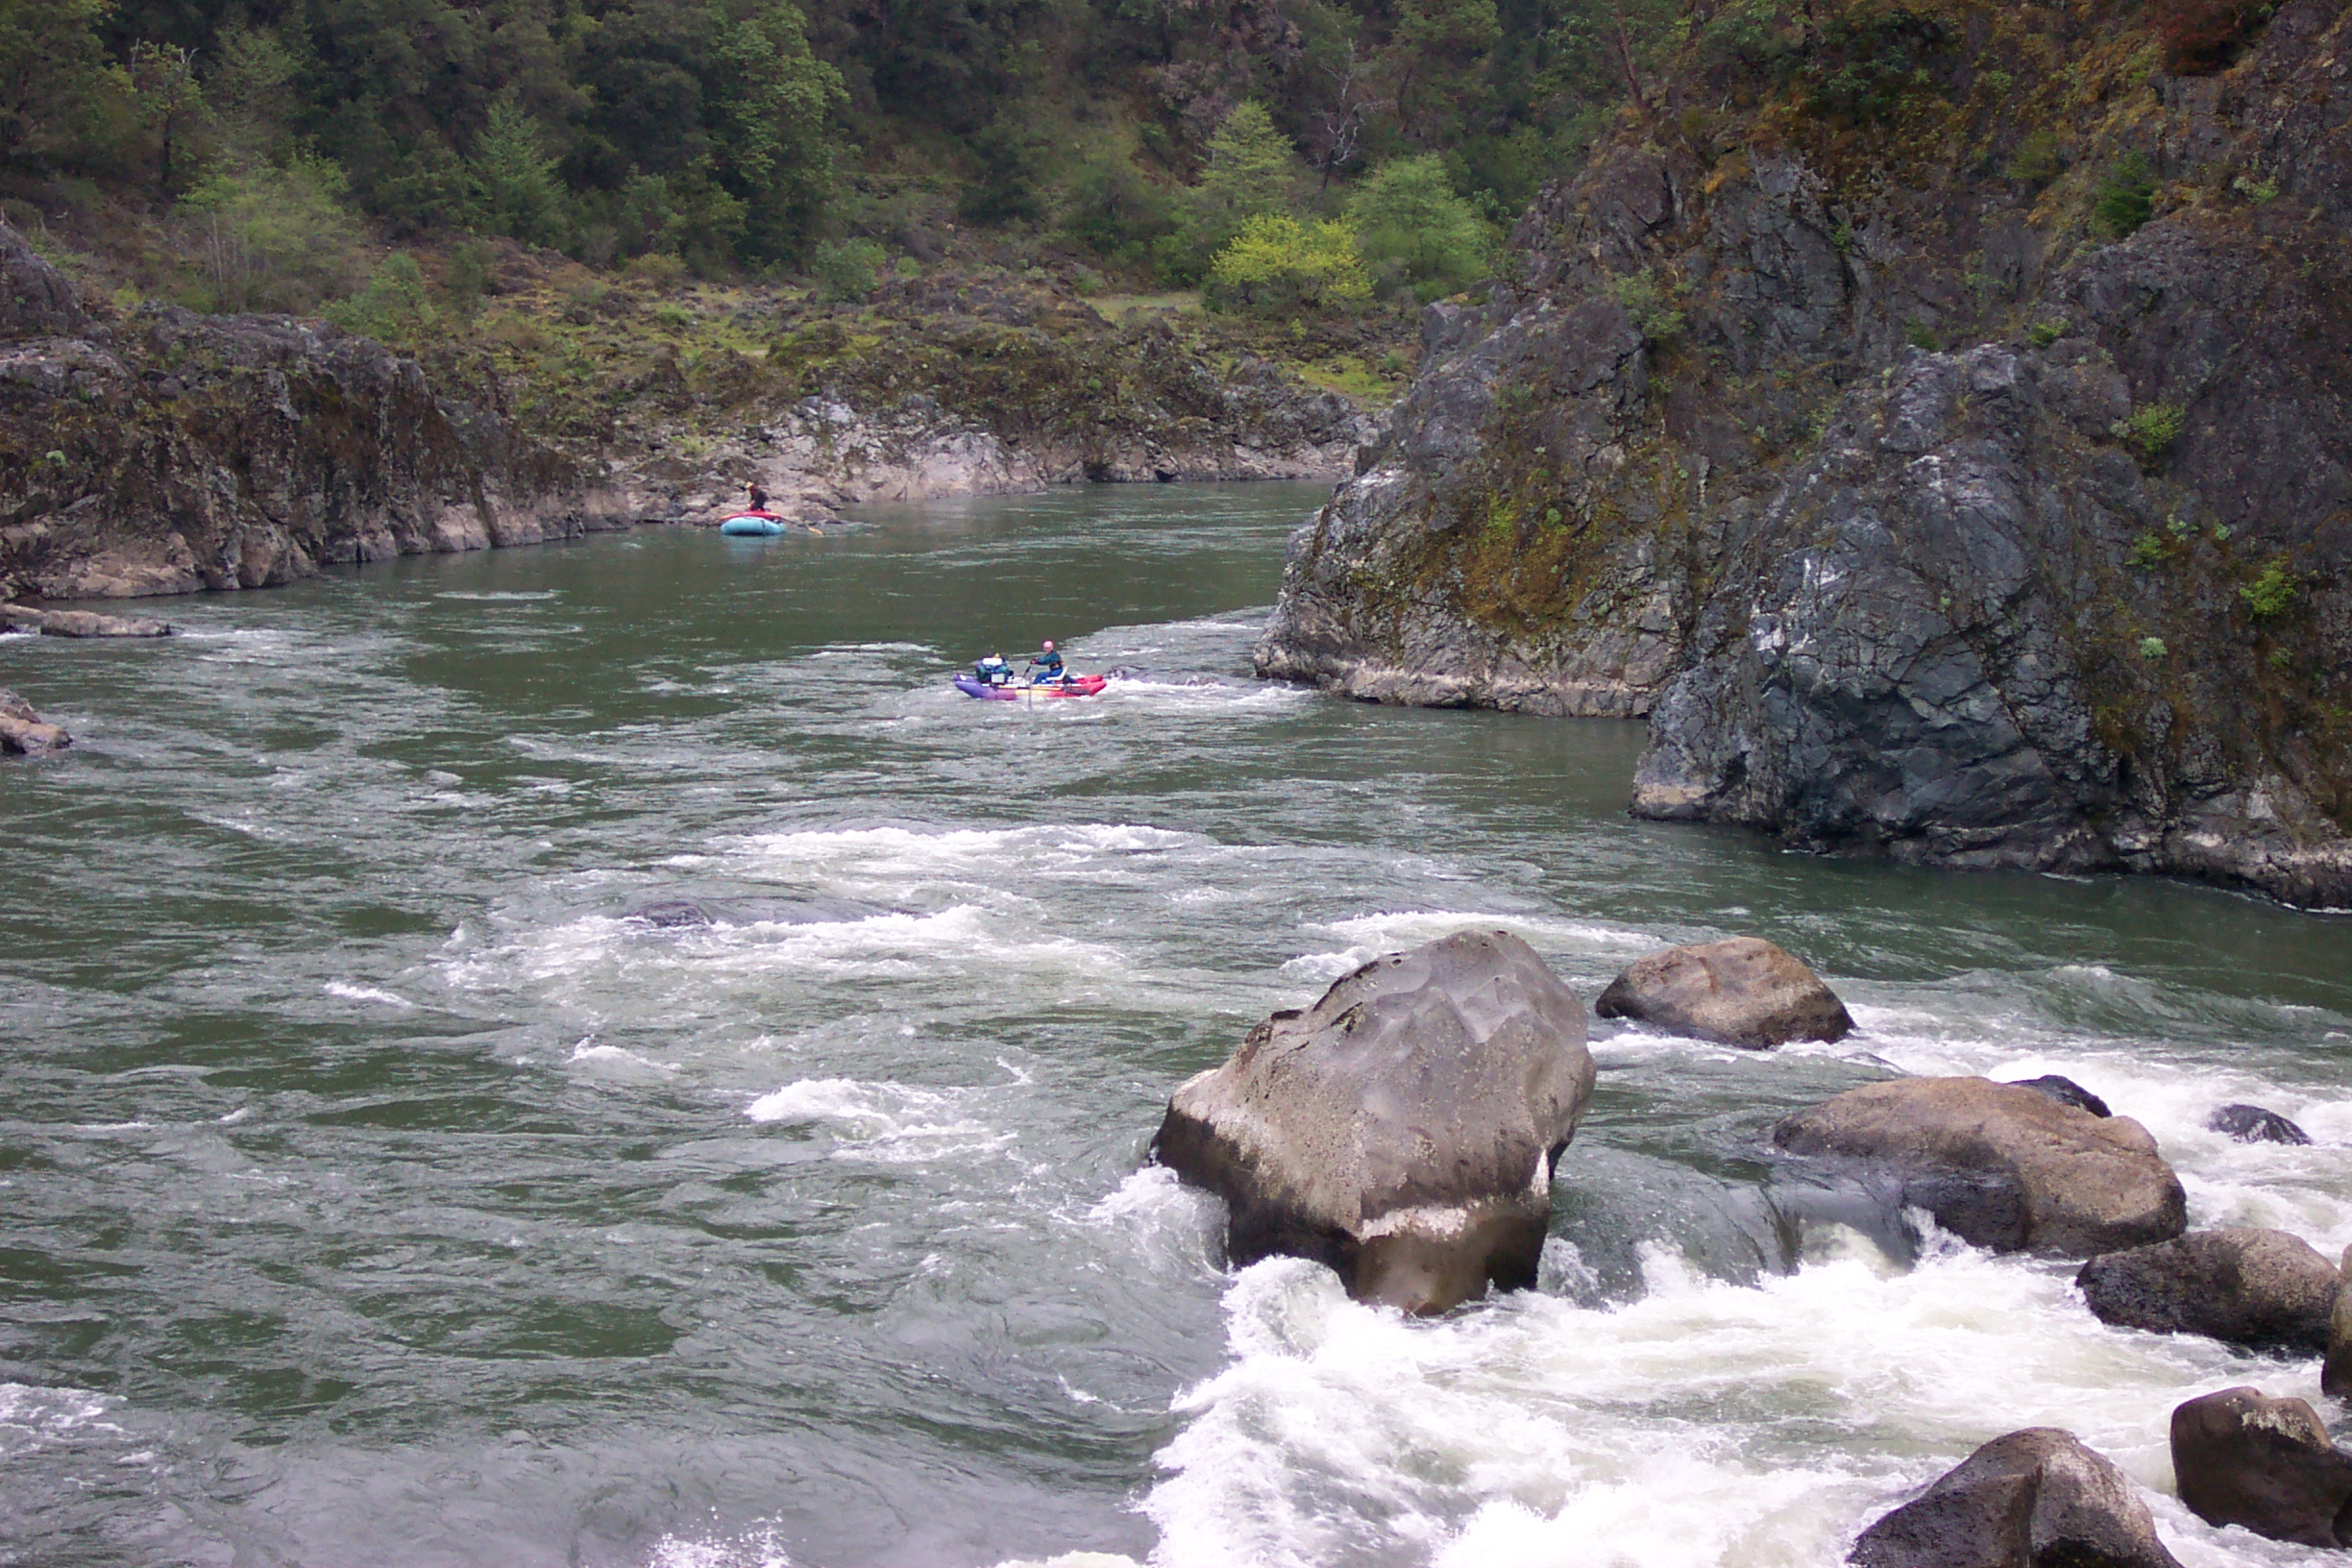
xmin=3 ymin=482 xmax=2350 ymax=1568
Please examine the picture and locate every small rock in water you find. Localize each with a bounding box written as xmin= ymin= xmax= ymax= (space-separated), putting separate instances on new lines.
xmin=0 ymin=686 xmax=70 ymax=755
xmin=2004 ymin=1075 xmax=2112 ymax=1117
xmin=2206 ymin=1103 xmax=2312 ymax=1145
xmin=1773 ymin=1077 xmax=2186 ymax=1257
xmin=1 ymin=604 xmax=176 ymax=637
xmin=622 ymin=899 xmax=723 ymax=928
xmin=1847 ymin=1427 xmax=2184 ymax=1568
xmin=2171 ymin=1385 xmax=2352 ymax=1547
xmin=2074 ymin=1229 xmax=2337 ymax=1352
xmin=1152 ymin=929 xmax=1595 ymax=1315
xmin=1594 ymin=936 xmax=1852 ymax=1047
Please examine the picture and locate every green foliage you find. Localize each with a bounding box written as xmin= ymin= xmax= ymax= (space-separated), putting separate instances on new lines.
xmin=1607 ymin=271 xmax=1684 ymax=344
xmin=1346 ymin=154 xmax=1493 ymax=301
xmin=2094 ymin=153 xmax=2157 ymax=238
xmin=2026 ymin=318 xmax=2067 ymax=347
xmin=326 ymin=251 xmax=436 ymax=345
xmin=2005 ymin=131 xmax=2062 ymax=187
xmin=1200 ymin=102 xmax=1296 ymax=223
xmin=2128 ymin=533 xmax=2168 ymax=570
xmin=709 ymin=0 xmax=845 ymax=260
xmin=2231 ymin=171 xmax=2279 ymax=204
xmin=0 ymin=0 xmax=117 ymax=171
xmin=811 ymin=236 xmax=885 ymax=302
xmin=1204 ymin=214 xmax=1370 ymax=313
xmin=467 ymin=94 xmax=569 ymax=248
xmin=180 ymin=155 xmax=365 ymax=312
xmin=2139 ymin=636 xmax=2168 ymax=660
xmin=2241 ymin=559 xmax=2298 ymax=618
xmin=1903 ymin=319 xmax=1939 ymax=352
xmin=2115 ymin=401 xmax=2186 ymax=466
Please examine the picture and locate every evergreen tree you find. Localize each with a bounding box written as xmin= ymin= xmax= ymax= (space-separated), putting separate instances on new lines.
xmin=467 ymin=92 xmax=569 ymax=246
xmin=1347 ymin=153 xmax=1494 ymax=300
xmin=1200 ymin=100 xmax=1294 ymax=221
xmin=0 ymin=0 xmax=116 ymax=172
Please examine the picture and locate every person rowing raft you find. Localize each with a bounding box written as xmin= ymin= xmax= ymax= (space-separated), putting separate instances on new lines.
xmin=1027 ymin=641 xmax=1067 ymax=683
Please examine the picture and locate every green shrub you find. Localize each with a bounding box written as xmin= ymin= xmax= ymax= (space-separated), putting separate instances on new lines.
xmin=2241 ymin=559 xmax=2298 ymax=618
xmin=2139 ymin=636 xmax=2168 ymax=660
xmin=2094 ymin=153 xmax=2157 ymax=238
xmin=1904 ymin=319 xmax=1940 ymax=352
xmin=2231 ymin=172 xmax=2279 ymax=204
xmin=1607 ymin=271 xmax=1685 ymax=344
xmin=1346 ymin=154 xmax=1496 ymax=302
xmin=2128 ymin=533 xmax=2168 ymax=570
xmin=181 ymin=155 xmax=365 ymax=313
xmin=1204 ymin=215 xmax=1370 ymax=312
xmin=326 ymin=252 xmax=435 ymax=345
xmin=2006 ymin=131 xmax=2063 ymax=187
xmin=2115 ymin=402 xmax=2186 ymax=465
xmin=465 ymin=94 xmax=569 ymax=248
xmin=2027 ymin=318 xmax=2067 ymax=347
xmin=810 ymin=237 xmax=886 ymax=303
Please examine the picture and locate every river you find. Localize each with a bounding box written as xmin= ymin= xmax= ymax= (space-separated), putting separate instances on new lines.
xmin=3 ymin=482 xmax=2349 ymax=1568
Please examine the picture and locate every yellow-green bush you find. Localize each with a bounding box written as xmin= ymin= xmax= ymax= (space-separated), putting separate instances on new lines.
xmin=1204 ymin=215 xmax=1371 ymax=313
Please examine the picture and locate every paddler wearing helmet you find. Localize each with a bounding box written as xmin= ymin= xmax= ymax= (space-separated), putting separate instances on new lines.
xmin=1027 ymin=640 xmax=1066 ymax=683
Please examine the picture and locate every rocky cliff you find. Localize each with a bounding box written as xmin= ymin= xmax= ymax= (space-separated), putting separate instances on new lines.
xmin=1257 ymin=0 xmax=2352 ymax=906
xmin=0 ymin=221 xmax=623 ymax=601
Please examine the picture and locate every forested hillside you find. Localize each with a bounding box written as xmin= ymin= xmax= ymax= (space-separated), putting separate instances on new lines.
xmin=0 ymin=0 xmax=1666 ymax=308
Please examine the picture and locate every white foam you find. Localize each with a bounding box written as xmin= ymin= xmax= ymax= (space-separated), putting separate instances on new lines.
xmin=646 ymin=1527 xmax=796 ymax=1568
xmin=1282 ymin=911 xmax=1663 ymax=986
xmin=435 ymin=590 xmax=561 ymax=601
xmin=566 ymin=1041 xmax=677 ymax=1077
xmin=745 ymin=1077 xmax=1009 ymax=1163
xmin=325 ymin=982 xmax=415 ymax=1009
xmin=0 ymin=1384 xmax=128 ymax=1463
xmin=1143 ymin=1235 xmax=2298 ymax=1568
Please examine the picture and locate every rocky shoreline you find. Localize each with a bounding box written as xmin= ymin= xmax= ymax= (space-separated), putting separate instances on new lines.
xmin=1255 ymin=0 xmax=2352 ymax=909
xmin=1 ymin=221 xmax=1367 ymax=603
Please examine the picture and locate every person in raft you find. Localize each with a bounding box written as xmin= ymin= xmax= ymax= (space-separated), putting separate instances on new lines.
xmin=973 ymin=652 xmax=1014 ymax=686
xmin=746 ymin=482 xmax=772 ymax=514
xmin=1027 ymin=641 xmax=1067 ymax=683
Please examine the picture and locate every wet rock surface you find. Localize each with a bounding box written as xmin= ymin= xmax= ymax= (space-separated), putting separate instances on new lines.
xmin=1 ymin=604 xmax=175 ymax=637
xmin=0 ymin=686 xmax=69 ymax=754
xmin=2207 ymin=1103 xmax=2312 ymax=1144
xmin=2170 ymin=1385 xmax=2352 ymax=1547
xmin=1152 ymin=929 xmax=1595 ymax=1314
xmin=2007 ymin=1076 xmax=2113 ymax=1118
xmin=1773 ymin=1077 xmax=2187 ymax=1257
xmin=2075 ymin=1229 xmax=2338 ymax=1351
xmin=1847 ymin=1427 xmax=2183 ymax=1568
xmin=1594 ymin=936 xmax=1851 ymax=1047
xmin=1254 ymin=0 xmax=2352 ymax=907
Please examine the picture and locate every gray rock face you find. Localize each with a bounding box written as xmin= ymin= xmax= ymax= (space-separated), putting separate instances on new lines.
xmin=2325 ymin=1244 xmax=2352 ymax=1400
xmin=1252 ymin=0 xmax=2352 ymax=909
xmin=0 ymin=686 xmax=69 ymax=754
xmin=2207 ymin=1104 xmax=2312 ymax=1145
xmin=2170 ymin=1386 xmax=2352 ymax=1548
xmin=1152 ymin=930 xmax=1596 ymax=1314
xmin=1594 ymin=936 xmax=1852 ymax=1047
xmin=0 ymin=219 xmax=622 ymax=603
xmin=1848 ymin=1427 xmax=2182 ymax=1568
xmin=2075 ymin=1229 xmax=2338 ymax=1351
xmin=2007 ymin=1076 xmax=2112 ymax=1118
xmin=1773 ymin=1077 xmax=2187 ymax=1256
xmin=0 ymin=224 xmax=88 ymax=340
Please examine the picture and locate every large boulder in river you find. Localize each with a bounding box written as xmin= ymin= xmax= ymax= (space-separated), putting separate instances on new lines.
xmin=2323 ymin=1244 xmax=2352 ymax=1400
xmin=2206 ymin=1103 xmax=2312 ymax=1145
xmin=2171 ymin=1386 xmax=2352 ymax=1548
xmin=1773 ymin=1077 xmax=2185 ymax=1256
xmin=2074 ymin=1229 xmax=2337 ymax=1351
xmin=1848 ymin=1427 xmax=2182 ymax=1568
xmin=1594 ymin=936 xmax=1852 ymax=1047
xmin=1152 ymin=930 xmax=1595 ymax=1314
xmin=0 ymin=687 xmax=68 ymax=755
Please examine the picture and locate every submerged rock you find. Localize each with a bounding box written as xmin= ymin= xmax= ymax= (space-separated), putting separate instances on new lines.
xmin=1152 ymin=929 xmax=1595 ymax=1314
xmin=0 ymin=605 xmax=175 ymax=637
xmin=1773 ymin=1077 xmax=2186 ymax=1257
xmin=2171 ymin=1386 xmax=2352 ymax=1548
xmin=2075 ymin=1229 xmax=2337 ymax=1351
xmin=0 ymin=687 xmax=68 ymax=755
xmin=1848 ymin=1427 xmax=2182 ymax=1568
xmin=1594 ymin=936 xmax=1851 ymax=1047
xmin=2005 ymin=1076 xmax=2113 ymax=1118
xmin=2207 ymin=1103 xmax=2313 ymax=1145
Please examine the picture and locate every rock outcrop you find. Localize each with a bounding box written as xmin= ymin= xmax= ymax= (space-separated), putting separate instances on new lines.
xmin=1593 ymin=936 xmax=1852 ymax=1046
xmin=2170 ymin=1386 xmax=2352 ymax=1548
xmin=0 ymin=604 xmax=174 ymax=637
xmin=1151 ymin=929 xmax=1595 ymax=1314
xmin=1773 ymin=1077 xmax=2186 ymax=1256
xmin=2207 ymin=1103 xmax=2312 ymax=1144
xmin=0 ymin=687 xmax=69 ymax=754
xmin=2074 ymin=1229 xmax=2337 ymax=1350
xmin=0 ymin=218 xmax=623 ymax=603
xmin=1254 ymin=0 xmax=2352 ymax=908
xmin=1848 ymin=1428 xmax=2182 ymax=1568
